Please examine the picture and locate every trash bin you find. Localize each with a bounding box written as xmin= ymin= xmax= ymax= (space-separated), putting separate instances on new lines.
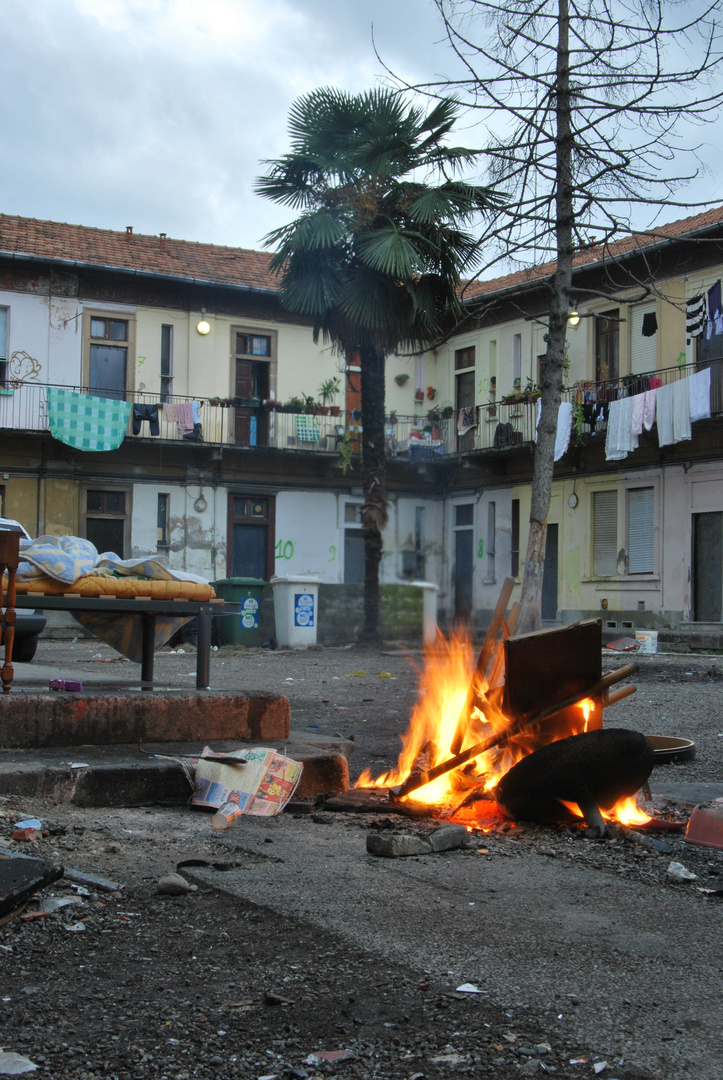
xmin=212 ymin=577 xmax=266 ymax=646
xmin=270 ymin=575 xmax=321 ymax=648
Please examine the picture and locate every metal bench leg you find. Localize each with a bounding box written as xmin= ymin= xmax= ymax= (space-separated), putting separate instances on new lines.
xmin=141 ymin=612 xmax=156 ymax=686
xmin=196 ymin=609 xmax=211 ymax=690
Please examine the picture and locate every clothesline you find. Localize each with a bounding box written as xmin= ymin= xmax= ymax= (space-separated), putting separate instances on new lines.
xmin=605 ymin=368 xmax=711 ymax=461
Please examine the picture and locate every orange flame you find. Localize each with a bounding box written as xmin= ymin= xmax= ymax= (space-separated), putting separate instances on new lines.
xmin=559 ymin=796 xmax=652 ymax=826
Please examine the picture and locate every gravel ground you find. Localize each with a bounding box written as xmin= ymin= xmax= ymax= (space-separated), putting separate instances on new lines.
xmin=1 ymin=639 xmax=722 ymax=1080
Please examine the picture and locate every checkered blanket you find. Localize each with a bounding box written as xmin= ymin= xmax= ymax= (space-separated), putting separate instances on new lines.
xmin=46 ymin=388 xmax=132 ymax=452
xmin=295 ymin=415 xmax=321 ymax=442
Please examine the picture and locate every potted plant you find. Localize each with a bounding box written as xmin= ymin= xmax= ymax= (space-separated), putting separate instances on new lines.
xmin=441 ymin=405 xmax=455 ymax=419
xmin=427 ymin=408 xmax=442 ymax=425
xmin=394 ymin=373 xmax=410 ymax=387
xmin=426 ymin=385 xmax=437 ymax=400
xmin=422 ymin=422 xmax=433 ymax=435
xmin=388 ymin=410 xmax=398 ymax=425
xmin=414 ymin=388 xmax=425 ymax=402
xmin=304 ymin=394 xmax=320 ymax=414
xmin=283 ymin=395 xmax=305 ymax=413
xmin=318 ymin=376 xmax=341 ymax=416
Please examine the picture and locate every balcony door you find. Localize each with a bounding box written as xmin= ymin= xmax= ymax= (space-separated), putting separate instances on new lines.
xmin=234 ymin=332 xmax=272 ymax=446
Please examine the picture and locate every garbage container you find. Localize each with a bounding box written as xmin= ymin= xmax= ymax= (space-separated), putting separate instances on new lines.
xmin=270 ymin=575 xmax=321 ymax=648
xmin=212 ymin=577 xmax=266 ymax=646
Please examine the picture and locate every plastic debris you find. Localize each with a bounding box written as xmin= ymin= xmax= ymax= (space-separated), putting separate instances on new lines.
xmin=345 ymin=670 xmax=367 ymax=677
xmin=64 ymin=869 xmax=123 ymax=893
xmin=594 ymin=1064 xmax=608 ymax=1075
xmin=48 ymin=679 xmax=82 ymax=691
xmin=11 ymin=820 xmax=42 ymax=842
xmin=0 ymin=1049 xmax=38 ymax=1074
xmin=667 ymin=861 xmax=698 ymax=882
xmin=455 ymin=982 xmax=484 ymax=993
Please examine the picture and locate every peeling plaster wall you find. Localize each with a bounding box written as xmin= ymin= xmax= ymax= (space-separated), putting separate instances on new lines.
xmin=0 ymin=289 xmax=81 ymax=386
xmin=129 ymin=482 xmax=225 ymax=581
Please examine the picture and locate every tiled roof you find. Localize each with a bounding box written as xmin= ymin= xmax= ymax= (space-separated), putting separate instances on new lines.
xmin=2 ymin=204 xmax=723 ymax=300
xmin=462 ymin=204 xmax=723 ymax=300
xmin=0 ymin=214 xmax=281 ymax=293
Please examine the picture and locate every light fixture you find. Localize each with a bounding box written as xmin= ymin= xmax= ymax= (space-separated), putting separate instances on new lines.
xmin=568 ymin=310 xmax=580 ymax=327
xmin=196 ymin=318 xmax=211 ymax=335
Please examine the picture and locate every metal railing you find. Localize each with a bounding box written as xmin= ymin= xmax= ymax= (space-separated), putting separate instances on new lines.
xmin=1 ymin=360 xmax=719 ymax=458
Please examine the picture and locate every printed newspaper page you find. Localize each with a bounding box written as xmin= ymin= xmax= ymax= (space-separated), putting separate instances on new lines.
xmin=192 ymin=747 xmax=303 ymax=816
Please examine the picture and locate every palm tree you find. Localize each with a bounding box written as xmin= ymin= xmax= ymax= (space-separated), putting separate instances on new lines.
xmin=256 ymin=88 xmax=499 ymax=643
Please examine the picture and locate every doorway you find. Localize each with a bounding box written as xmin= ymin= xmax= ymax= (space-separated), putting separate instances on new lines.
xmin=693 ymin=511 xmax=722 ymax=621
xmin=228 ymin=495 xmax=274 ymax=579
xmin=453 ymin=503 xmax=474 ymax=619
xmin=541 ymin=523 xmax=559 ymax=621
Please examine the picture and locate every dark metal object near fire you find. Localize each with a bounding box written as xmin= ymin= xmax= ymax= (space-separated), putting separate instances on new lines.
xmin=494 ymin=728 xmax=654 ymax=836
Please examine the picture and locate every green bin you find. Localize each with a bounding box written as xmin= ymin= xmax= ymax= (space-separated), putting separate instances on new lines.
xmin=212 ymin=577 xmax=266 ymax=646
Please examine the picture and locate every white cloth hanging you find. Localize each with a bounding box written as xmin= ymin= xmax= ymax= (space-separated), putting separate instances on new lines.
xmin=605 ymin=397 xmax=639 ymax=461
xmin=656 ymin=380 xmax=691 ymax=446
xmin=688 ymin=368 xmax=712 ymax=422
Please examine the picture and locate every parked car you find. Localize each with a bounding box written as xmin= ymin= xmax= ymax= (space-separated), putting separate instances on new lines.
xmin=0 ymin=518 xmax=47 ymax=662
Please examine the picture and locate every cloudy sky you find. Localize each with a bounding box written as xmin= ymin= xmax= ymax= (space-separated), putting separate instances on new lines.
xmin=2 ymin=0 xmax=723 ymax=255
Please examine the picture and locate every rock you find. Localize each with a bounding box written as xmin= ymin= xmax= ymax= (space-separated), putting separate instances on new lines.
xmin=428 ymin=825 xmax=469 ymax=852
xmin=157 ymin=873 xmax=198 ymax=895
xmin=366 ymin=833 xmax=432 ymax=858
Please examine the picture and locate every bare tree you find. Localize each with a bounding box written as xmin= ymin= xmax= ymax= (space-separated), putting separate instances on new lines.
xmin=393 ymin=0 xmax=723 ymax=631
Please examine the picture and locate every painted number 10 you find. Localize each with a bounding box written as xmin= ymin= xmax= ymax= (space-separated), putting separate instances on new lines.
xmin=275 ymin=539 xmax=295 ymax=560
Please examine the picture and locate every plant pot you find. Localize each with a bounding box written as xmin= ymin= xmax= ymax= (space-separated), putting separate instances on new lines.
xmin=317 ymin=406 xmax=329 ymax=415
xmin=394 ymin=375 xmax=410 ymax=387
xmin=414 ymin=390 xmax=425 ymax=402
xmin=330 ymin=406 xmax=340 ymax=416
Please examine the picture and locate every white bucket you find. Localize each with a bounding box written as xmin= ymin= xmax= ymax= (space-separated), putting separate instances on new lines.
xmin=635 ymin=630 xmax=658 ymax=654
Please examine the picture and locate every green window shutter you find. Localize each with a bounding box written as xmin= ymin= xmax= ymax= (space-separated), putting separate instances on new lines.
xmin=593 ymin=490 xmax=618 ymax=576
xmin=628 ymin=488 xmax=654 ymax=573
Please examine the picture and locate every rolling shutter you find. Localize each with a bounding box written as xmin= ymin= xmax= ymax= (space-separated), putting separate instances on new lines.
xmin=593 ymin=490 xmax=618 ymax=577
xmin=627 ymin=487 xmax=654 ymax=573
xmin=630 ymin=305 xmax=657 ymax=376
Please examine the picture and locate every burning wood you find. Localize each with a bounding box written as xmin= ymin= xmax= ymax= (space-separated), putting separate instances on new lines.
xmin=355 ymin=582 xmax=650 ymax=832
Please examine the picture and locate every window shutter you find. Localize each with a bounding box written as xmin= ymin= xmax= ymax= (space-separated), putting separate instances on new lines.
xmin=628 ymin=488 xmax=654 ymax=573
xmin=630 ymin=305 xmax=657 ymax=376
xmin=593 ymin=491 xmax=618 ymax=576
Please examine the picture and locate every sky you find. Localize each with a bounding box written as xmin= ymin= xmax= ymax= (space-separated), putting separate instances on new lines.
xmin=2 ymin=0 xmax=723 ymax=257
xmin=1 ymin=0 xmax=450 ymax=250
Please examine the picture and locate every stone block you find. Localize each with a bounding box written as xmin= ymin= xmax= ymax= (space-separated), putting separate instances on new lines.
xmin=427 ymin=824 xmax=470 ymax=852
xmin=366 ymin=833 xmax=432 ymax=858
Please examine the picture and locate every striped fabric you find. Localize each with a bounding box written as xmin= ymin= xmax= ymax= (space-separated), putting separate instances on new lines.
xmin=46 ymin=388 xmax=131 ymax=451
xmin=686 ymin=293 xmax=707 ymax=338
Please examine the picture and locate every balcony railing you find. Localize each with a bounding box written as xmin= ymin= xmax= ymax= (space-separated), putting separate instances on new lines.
xmin=0 ymin=360 xmax=719 ymax=459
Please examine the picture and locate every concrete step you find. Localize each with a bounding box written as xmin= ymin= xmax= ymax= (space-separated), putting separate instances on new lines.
xmin=0 ymin=731 xmax=353 ymax=807
xmin=657 ymin=625 xmax=723 ymax=653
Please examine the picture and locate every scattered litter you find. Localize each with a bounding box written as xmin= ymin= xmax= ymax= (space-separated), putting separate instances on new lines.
xmin=305 ymin=1050 xmax=353 ymax=1064
xmin=594 ymin=1064 xmax=608 ymax=1075
xmin=36 ymin=897 xmax=79 ymax=913
xmin=69 ymin=884 xmax=91 ymax=897
xmin=157 ymin=873 xmax=198 ymax=896
xmin=193 ymin=747 xmax=303 ymax=818
xmin=48 ymin=679 xmax=82 ymax=692
xmin=605 ymin=638 xmax=640 ymax=652
xmin=377 ymin=671 xmax=396 ymax=679
xmin=68 ymin=763 xmax=90 ymax=770
xmin=667 ymin=861 xmax=697 ymax=882
xmin=263 ymin=990 xmax=293 ymax=1006
xmin=345 ymin=670 xmax=367 ymax=677
xmin=284 ymin=678 xmax=294 ymax=683
xmin=62 ymin=921 xmax=87 ymax=932
xmin=455 ymin=982 xmax=484 ymax=993
xmin=569 ymin=1059 xmax=588 ymax=1065
xmin=64 ymin=869 xmax=124 ymax=893
xmin=10 ymin=820 xmax=42 ymax=842
xmin=0 ymin=1049 xmax=38 ymax=1073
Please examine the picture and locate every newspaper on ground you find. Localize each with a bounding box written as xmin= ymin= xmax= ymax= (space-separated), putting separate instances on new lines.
xmin=192 ymin=746 xmax=303 ymax=817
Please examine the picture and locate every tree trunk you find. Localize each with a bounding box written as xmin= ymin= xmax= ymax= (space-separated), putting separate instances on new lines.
xmin=517 ymin=0 xmax=574 ymax=635
xmin=358 ymin=341 xmax=389 ymax=644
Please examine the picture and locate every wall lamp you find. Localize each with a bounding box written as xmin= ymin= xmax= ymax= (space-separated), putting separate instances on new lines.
xmin=568 ymin=310 xmax=580 ymax=327
xmin=196 ymin=307 xmax=211 ymax=335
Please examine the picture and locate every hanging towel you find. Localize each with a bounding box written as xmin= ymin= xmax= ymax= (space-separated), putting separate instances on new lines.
xmin=46 ymin=388 xmax=131 ymax=452
xmin=176 ymin=401 xmax=194 ymax=437
xmin=641 ymin=312 xmax=658 ymax=337
xmin=656 ymin=381 xmax=691 ymax=446
xmin=605 ymin=397 xmax=638 ymax=461
xmin=643 ymin=389 xmax=657 ymax=431
xmin=631 ymin=393 xmax=645 ymax=435
xmin=535 ymin=401 xmax=574 ymax=461
xmin=689 ymin=367 xmax=712 ymax=422
xmin=686 ymin=294 xmax=707 ymax=338
xmin=162 ymin=403 xmax=178 ymax=424
xmin=457 ymin=406 xmax=477 ymax=435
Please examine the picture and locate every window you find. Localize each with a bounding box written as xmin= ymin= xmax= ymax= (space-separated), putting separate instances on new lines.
xmin=160 ymin=325 xmax=173 ymax=402
xmin=84 ymin=312 xmax=134 ymax=400
xmin=593 ymin=490 xmax=618 ymax=577
xmin=453 ymin=503 xmax=475 ymax=618
xmin=455 ymin=345 xmax=475 ymax=370
xmin=510 ymin=499 xmax=520 ymax=577
xmin=414 ymin=506 xmax=426 ymax=580
xmin=84 ymin=488 xmax=129 ymax=557
xmin=513 ymin=334 xmax=522 ymax=385
xmin=157 ymin=494 xmax=170 ymax=549
xmin=596 ymin=309 xmax=619 ymax=383
xmin=455 ymin=503 xmax=474 ymax=527
xmin=343 ymin=502 xmax=364 ymax=583
xmin=237 ymin=333 xmax=271 ymax=357
xmin=630 ymin=305 xmax=657 ymax=376
xmin=627 ymin=488 xmax=654 ymax=573
xmin=486 ymin=501 xmax=496 ymax=580
xmin=0 ymin=307 xmax=7 ymax=386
